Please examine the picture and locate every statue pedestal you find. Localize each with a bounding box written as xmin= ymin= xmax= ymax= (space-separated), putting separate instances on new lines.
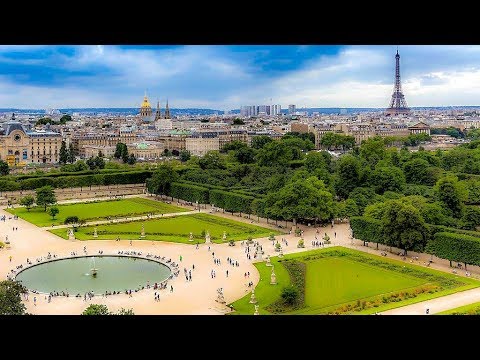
xmin=270 ymin=273 xmax=277 ymax=285
xmin=249 ymin=290 xmax=257 ymax=304
xmin=266 ymin=256 xmax=272 ymax=267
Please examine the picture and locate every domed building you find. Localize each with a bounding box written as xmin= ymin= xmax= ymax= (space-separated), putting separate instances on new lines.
xmin=139 ymin=92 xmax=154 ymax=122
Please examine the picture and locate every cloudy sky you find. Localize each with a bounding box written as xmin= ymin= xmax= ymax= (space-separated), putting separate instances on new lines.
xmin=0 ymin=45 xmax=479 ymax=110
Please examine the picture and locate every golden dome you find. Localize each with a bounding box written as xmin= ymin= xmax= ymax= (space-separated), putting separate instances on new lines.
xmin=141 ymin=95 xmax=151 ymax=109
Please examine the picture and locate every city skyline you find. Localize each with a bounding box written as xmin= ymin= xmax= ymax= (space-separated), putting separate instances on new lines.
xmin=2 ymin=45 xmax=480 ymax=109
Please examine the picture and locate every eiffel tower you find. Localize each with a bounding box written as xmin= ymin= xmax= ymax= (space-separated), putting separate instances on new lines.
xmin=385 ymin=49 xmax=411 ymax=116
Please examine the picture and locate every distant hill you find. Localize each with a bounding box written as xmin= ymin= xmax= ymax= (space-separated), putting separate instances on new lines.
xmin=0 ymin=108 xmax=226 ymax=116
xmin=1 ymin=106 xmax=480 ymax=116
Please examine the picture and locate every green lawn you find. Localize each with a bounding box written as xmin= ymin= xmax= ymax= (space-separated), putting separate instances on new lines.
xmin=230 ymin=247 xmax=480 ymax=315
xmin=438 ymin=301 xmax=480 ymax=315
xmin=303 ymin=257 xmax=424 ymax=311
xmin=49 ymin=213 xmax=282 ymax=243
xmin=7 ymin=197 xmax=188 ymax=227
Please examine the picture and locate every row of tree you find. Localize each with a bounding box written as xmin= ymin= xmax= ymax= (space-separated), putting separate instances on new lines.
xmin=0 ymin=170 xmax=153 ymax=191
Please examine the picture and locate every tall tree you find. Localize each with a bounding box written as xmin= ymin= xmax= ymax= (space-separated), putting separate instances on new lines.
xmin=127 ymin=153 xmax=136 ymax=165
xmin=0 ymin=280 xmax=27 ymax=315
xmin=59 ymin=114 xmax=72 ymax=124
xmin=19 ymin=195 xmax=35 ymax=211
xmin=371 ymin=166 xmax=406 ymax=194
xmin=334 ymin=154 xmax=361 ymax=199
xmin=198 ymin=151 xmax=226 ymax=170
xmin=381 ymin=199 xmax=428 ymax=254
xmin=48 ymin=206 xmax=59 ymax=219
xmin=179 ymin=150 xmax=191 ymax=162
xmin=114 ymin=142 xmax=128 ymax=162
xmin=0 ymin=160 xmax=9 ymax=175
xmin=434 ymin=176 xmax=467 ymax=218
xmin=359 ymin=136 xmax=386 ymax=168
xmin=146 ymin=164 xmax=179 ymax=196
xmin=59 ymin=141 xmax=68 ymax=165
xmin=35 ymin=186 xmax=57 ymax=211
xmin=94 ymin=156 xmax=105 ymax=169
xmin=67 ymin=143 xmax=75 ymax=163
xmin=265 ymin=176 xmax=334 ymax=224
xmin=251 ymin=135 xmax=273 ymax=149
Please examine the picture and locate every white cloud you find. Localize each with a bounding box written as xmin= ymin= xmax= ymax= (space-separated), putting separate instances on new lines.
xmin=3 ymin=45 xmax=480 ymax=109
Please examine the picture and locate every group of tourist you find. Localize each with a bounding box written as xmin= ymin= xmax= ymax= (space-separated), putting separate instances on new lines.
xmin=226 ymin=257 xmax=239 ymax=267
xmin=183 ymin=267 xmax=193 ymax=281
xmin=311 ymin=240 xmax=326 ymax=248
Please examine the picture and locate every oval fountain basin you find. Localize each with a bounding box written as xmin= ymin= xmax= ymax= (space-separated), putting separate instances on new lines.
xmin=15 ymin=256 xmax=171 ymax=295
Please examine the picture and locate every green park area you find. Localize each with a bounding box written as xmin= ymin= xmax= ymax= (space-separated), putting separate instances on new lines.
xmin=7 ymin=197 xmax=187 ymax=227
xmin=50 ymin=213 xmax=282 ymax=243
xmin=230 ymin=247 xmax=480 ymax=315
xmin=439 ymin=301 xmax=480 ymax=315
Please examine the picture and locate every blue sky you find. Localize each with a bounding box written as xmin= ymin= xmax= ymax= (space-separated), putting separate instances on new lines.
xmin=1 ymin=45 xmax=480 ymax=109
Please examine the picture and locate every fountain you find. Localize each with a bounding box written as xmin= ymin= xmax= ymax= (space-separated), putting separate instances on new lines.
xmin=91 ymin=257 xmax=98 ymax=277
xmin=16 ymin=256 xmax=171 ymax=295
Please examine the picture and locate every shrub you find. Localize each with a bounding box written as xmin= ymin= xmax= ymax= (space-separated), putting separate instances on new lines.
xmin=281 ymin=286 xmax=299 ymax=305
xmin=64 ymin=216 xmax=80 ymax=225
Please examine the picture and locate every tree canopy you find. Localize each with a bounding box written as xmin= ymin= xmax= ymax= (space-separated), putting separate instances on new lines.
xmin=0 ymin=280 xmax=27 ymax=315
xmin=35 ymin=186 xmax=57 ymax=211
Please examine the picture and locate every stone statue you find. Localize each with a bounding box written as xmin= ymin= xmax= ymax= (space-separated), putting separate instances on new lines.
xmin=270 ymin=266 xmax=277 ymax=285
xmin=205 ymin=231 xmax=211 ymax=244
xmin=254 ymin=304 xmax=259 ymax=315
xmin=140 ymin=224 xmax=145 ymax=238
xmin=93 ymin=227 xmax=98 ymax=238
xmin=249 ymin=289 xmax=257 ymax=304
xmin=68 ymin=229 xmax=75 ymax=241
xmin=256 ymin=245 xmax=263 ymax=261
xmin=265 ymin=255 xmax=272 ymax=266
xmin=189 ymin=232 xmax=194 ymax=242
xmin=279 ymin=250 xmax=284 ymax=258
xmin=223 ymin=231 xmax=227 ymax=241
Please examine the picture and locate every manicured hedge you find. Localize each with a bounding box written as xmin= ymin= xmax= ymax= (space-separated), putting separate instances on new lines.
xmin=426 ymin=232 xmax=480 ymax=267
xmin=209 ymin=189 xmax=254 ymax=214
xmin=169 ymin=182 xmax=209 ymax=204
xmin=350 ymin=216 xmax=384 ymax=245
xmin=426 ymin=224 xmax=480 ymax=240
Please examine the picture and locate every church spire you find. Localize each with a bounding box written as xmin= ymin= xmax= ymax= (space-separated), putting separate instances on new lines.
xmin=155 ymin=100 xmax=162 ymax=120
xmin=164 ymin=98 xmax=170 ymax=119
